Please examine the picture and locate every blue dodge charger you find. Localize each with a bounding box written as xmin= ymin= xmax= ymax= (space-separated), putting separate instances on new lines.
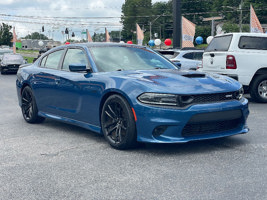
xmin=16 ymin=43 xmax=249 ymax=149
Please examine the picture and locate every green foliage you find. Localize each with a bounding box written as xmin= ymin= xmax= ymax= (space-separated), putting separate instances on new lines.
xmin=0 ymin=23 xmax=13 ymax=46
xmin=195 ymin=26 xmax=210 ymax=44
xmin=23 ymin=56 xmax=34 ymax=63
xmin=120 ymin=0 xmax=267 ymax=45
xmin=121 ymin=0 xmax=152 ymax=41
xmin=222 ymin=21 xmax=240 ymax=33
xmin=24 ymin=32 xmax=49 ymax=40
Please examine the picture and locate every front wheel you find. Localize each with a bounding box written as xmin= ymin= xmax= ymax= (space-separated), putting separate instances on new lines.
xmin=250 ymin=75 xmax=267 ymax=103
xmin=21 ymin=86 xmax=45 ymax=123
xmin=101 ymin=95 xmax=137 ymax=150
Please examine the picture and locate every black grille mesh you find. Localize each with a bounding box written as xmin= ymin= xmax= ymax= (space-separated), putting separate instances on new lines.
xmin=179 ymin=92 xmax=237 ymax=107
xmin=182 ymin=110 xmax=243 ymax=137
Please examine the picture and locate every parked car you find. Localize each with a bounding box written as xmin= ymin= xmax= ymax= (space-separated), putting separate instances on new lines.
xmin=16 ymin=43 xmax=249 ymax=149
xmin=0 ymin=48 xmax=13 ymax=61
xmin=1 ymin=53 xmax=27 ymax=74
xmin=199 ymin=33 xmax=267 ymax=103
xmin=156 ymin=48 xmax=204 ymax=70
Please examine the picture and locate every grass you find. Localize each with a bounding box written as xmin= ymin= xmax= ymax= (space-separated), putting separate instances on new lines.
xmin=195 ymin=44 xmax=208 ymax=49
xmin=17 ymin=49 xmax=39 ymax=54
xmin=23 ymin=56 xmax=35 ymax=63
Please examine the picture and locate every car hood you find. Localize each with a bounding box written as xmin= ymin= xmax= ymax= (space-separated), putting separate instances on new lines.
xmin=2 ymin=58 xmax=24 ymax=65
xmin=109 ymin=69 xmax=241 ymax=94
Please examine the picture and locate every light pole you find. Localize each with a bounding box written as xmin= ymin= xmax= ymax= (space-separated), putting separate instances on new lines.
xmin=149 ymin=15 xmax=164 ymax=40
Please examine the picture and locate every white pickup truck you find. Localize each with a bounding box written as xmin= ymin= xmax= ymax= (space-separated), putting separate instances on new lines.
xmin=198 ymin=33 xmax=267 ymax=103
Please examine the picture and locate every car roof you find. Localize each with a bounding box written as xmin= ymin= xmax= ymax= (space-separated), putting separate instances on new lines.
xmin=214 ymin=32 xmax=267 ymax=38
xmin=55 ymin=42 xmax=147 ymax=49
xmin=46 ymin=42 xmax=149 ymax=54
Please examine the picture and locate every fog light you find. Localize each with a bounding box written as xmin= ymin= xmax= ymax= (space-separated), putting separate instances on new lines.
xmin=153 ymin=125 xmax=168 ymax=137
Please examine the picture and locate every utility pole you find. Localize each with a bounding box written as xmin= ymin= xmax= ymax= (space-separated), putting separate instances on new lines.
xmin=173 ymin=0 xmax=181 ymax=48
xmin=149 ymin=15 xmax=163 ymax=40
xmin=239 ymin=0 xmax=243 ymax=32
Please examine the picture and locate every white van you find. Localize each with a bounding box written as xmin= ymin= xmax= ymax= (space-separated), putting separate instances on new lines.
xmin=199 ymin=33 xmax=267 ymax=103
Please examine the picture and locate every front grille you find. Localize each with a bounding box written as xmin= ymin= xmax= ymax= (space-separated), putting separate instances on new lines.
xmin=179 ymin=92 xmax=237 ymax=107
xmin=182 ymin=110 xmax=243 ymax=137
xmin=6 ymin=64 xmax=20 ymax=69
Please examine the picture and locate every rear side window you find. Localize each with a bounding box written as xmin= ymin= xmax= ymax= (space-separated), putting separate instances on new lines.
xmin=205 ymin=35 xmax=233 ymax=52
xmin=194 ymin=52 xmax=204 ymax=60
xmin=238 ymin=36 xmax=267 ymax=50
xmin=183 ymin=53 xmax=193 ymax=59
xmin=44 ymin=50 xmax=64 ymax=69
xmin=157 ymin=51 xmax=180 ymax=59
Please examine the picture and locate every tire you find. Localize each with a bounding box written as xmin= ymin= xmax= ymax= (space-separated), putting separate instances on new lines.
xmin=101 ymin=95 xmax=137 ymax=150
xmin=250 ymin=74 xmax=267 ymax=103
xmin=1 ymin=68 xmax=5 ymax=75
xmin=21 ymin=86 xmax=45 ymax=123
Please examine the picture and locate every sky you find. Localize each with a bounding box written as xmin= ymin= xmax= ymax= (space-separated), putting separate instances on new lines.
xmin=0 ymin=0 xmax=169 ymax=42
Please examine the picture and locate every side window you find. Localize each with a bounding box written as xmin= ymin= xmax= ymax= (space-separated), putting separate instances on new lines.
xmin=183 ymin=52 xmax=194 ymax=60
xmin=45 ymin=50 xmax=64 ymax=69
xmin=40 ymin=56 xmax=47 ymax=67
xmin=239 ymin=36 xmax=267 ymax=50
xmin=194 ymin=52 xmax=203 ymax=60
xmin=62 ymin=48 xmax=88 ymax=71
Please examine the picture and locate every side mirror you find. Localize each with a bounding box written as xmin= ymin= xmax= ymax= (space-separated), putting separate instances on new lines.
xmin=69 ymin=63 xmax=91 ymax=72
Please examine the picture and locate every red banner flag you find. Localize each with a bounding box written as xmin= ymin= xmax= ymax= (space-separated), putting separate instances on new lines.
xmin=250 ymin=4 xmax=263 ymax=33
xmin=86 ymin=29 xmax=93 ymax=42
xmin=12 ymin=27 xmax=17 ymax=54
xmin=105 ymin=28 xmax=110 ymax=42
xmin=182 ymin=17 xmax=195 ymax=48
xmin=136 ymin=23 xmax=144 ymax=46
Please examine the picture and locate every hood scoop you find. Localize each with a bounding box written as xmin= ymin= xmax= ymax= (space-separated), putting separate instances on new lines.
xmin=182 ymin=73 xmax=206 ymax=78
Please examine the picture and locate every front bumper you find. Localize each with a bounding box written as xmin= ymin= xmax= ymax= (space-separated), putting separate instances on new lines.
xmin=1 ymin=64 xmax=20 ymax=73
xmin=134 ymin=98 xmax=249 ymax=143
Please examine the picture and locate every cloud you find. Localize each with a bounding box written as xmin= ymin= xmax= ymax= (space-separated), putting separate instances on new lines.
xmin=0 ymin=0 xmax=169 ymax=41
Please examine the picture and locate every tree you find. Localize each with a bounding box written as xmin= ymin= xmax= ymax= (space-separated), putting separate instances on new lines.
xmin=222 ymin=21 xmax=240 ymax=33
xmin=121 ymin=0 xmax=152 ymax=41
xmin=0 ymin=23 xmax=13 ymax=46
xmin=24 ymin=32 xmax=49 ymax=40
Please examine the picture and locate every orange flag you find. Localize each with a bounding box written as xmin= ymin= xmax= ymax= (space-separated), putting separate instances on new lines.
xmin=250 ymin=4 xmax=263 ymax=33
xmin=136 ymin=23 xmax=144 ymax=46
xmin=182 ymin=16 xmax=195 ymax=48
xmin=86 ymin=29 xmax=93 ymax=42
xmin=105 ymin=28 xmax=110 ymax=42
xmin=12 ymin=27 xmax=17 ymax=53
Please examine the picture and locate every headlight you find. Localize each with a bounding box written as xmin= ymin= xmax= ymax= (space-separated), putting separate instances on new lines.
xmin=235 ymin=87 xmax=244 ymax=100
xmin=137 ymin=93 xmax=179 ymax=106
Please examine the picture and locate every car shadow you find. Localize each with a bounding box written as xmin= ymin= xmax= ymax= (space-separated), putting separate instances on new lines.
xmin=41 ymin=119 xmax=249 ymax=155
xmin=135 ymin=136 xmax=249 ymax=156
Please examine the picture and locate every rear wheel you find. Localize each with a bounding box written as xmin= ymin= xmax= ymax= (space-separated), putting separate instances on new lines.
xmin=1 ymin=67 xmax=5 ymax=74
xmin=101 ymin=95 xmax=137 ymax=150
xmin=250 ymin=75 xmax=267 ymax=103
xmin=21 ymin=86 xmax=45 ymax=123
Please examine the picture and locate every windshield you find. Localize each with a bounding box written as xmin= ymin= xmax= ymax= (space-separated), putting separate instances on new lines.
xmin=89 ymin=46 xmax=177 ymax=72
xmin=3 ymin=54 xmax=23 ymax=61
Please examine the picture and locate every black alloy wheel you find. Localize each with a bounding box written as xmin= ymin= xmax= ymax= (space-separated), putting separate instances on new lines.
xmin=101 ymin=95 xmax=137 ymax=149
xmin=21 ymin=86 xmax=45 ymax=123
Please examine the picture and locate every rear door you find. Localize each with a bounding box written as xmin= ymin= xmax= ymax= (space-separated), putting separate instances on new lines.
xmin=33 ymin=49 xmax=66 ymax=114
xmin=202 ymin=35 xmax=233 ymax=73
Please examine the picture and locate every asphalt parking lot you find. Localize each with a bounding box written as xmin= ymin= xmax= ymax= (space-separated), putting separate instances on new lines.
xmin=0 ymin=73 xmax=266 ymax=200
